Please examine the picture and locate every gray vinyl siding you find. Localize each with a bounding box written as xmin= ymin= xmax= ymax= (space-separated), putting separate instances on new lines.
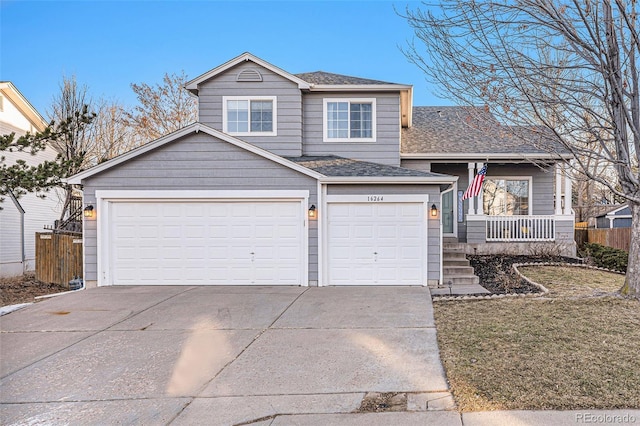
xmin=326 ymin=184 xmax=441 ymax=282
xmin=555 ymin=219 xmax=575 ymax=243
xmin=197 ymin=61 xmax=303 ymax=156
xmin=81 ymin=132 xmax=317 ymax=283
xmin=466 ymin=220 xmax=486 ymax=244
xmin=302 ymin=92 xmax=401 ymax=166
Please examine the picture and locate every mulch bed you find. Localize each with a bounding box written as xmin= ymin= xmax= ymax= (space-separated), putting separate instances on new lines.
xmin=0 ymin=274 xmax=69 ymax=306
xmin=467 ymin=255 xmax=582 ymax=294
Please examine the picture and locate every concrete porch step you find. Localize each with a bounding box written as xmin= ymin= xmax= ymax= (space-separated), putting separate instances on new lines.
xmin=443 ymin=259 xmax=472 ymax=267
xmin=443 ymin=266 xmax=476 ymax=275
xmin=442 ymin=251 xmax=467 ymax=260
xmin=442 ymin=243 xmax=467 ymax=253
xmin=441 ymin=275 xmax=480 ymax=285
xmin=441 ymin=242 xmax=482 ymax=288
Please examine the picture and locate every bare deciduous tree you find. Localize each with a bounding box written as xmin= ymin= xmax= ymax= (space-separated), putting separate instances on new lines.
xmin=123 ymin=71 xmax=197 ymax=142
xmin=47 ymin=76 xmax=97 ymax=223
xmin=90 ymin=99 xmax=137 ymax=164
xmin=402 ymin=0 xmax=639 ymax=296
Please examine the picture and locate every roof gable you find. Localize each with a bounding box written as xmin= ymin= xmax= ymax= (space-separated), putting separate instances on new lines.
xmin=0 ymin=82 xmax=48 ymax=132
xmin=185 ymin=52 xmax=311 ymax=95
xmin=600 ymin=204 xmax=631 ymax=217
xmin=66 ymin=123 xmax=324 ymax=184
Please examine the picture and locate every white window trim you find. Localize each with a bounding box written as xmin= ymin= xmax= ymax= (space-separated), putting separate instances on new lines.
xmin=483 ymin=176 xmax=533 ymax=216
xmin=222 ymin=96 xmax=277 ymax=136
xmin=322 ymin=98 xmax=376 ymax=143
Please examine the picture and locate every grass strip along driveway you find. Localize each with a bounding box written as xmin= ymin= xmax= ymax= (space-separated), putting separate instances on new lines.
xmin=434 ymin=266 xmax=640 ymax=412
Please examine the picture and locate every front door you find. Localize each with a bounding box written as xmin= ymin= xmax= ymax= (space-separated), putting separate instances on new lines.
xmin=441 ymin=187 xmax=457 ymax=237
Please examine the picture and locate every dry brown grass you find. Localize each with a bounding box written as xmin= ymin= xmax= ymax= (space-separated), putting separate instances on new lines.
xmin=518 ymin=266 xmax=625 ymax=298
xmin=434 ymin=265 xmax=640 ymax=412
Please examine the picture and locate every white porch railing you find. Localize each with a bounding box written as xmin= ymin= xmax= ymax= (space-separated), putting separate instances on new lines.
xmin=485 ymin=215 xmax=556 ymax=241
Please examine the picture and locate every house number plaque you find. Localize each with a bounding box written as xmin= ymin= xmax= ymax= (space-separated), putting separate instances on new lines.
xmin=367 ymin=196 xmax=384 ymax=202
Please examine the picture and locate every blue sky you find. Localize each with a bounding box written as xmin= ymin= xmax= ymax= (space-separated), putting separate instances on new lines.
xmin=1 ymin=1 xmax=452 ymax=118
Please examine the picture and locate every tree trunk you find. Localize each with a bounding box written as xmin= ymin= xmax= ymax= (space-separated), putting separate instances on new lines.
xmin=622 ymin=202 xmax=640 ymax=298
xmin=58 ymin=185 xmax=72 ymax=225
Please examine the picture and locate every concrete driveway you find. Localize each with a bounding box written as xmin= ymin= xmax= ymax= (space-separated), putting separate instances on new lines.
xmin=0 ymin=286 xmax=459 ymax=425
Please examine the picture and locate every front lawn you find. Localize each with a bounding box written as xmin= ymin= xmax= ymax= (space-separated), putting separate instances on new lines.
xmin=434 ymin=265 xmax=640 ymax=411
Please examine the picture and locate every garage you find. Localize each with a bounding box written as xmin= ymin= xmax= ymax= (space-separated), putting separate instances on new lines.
xmin=326 ymin=195 xmax=427 ymax=285
xmin=98 ymin=192 xmax=308 ymax=286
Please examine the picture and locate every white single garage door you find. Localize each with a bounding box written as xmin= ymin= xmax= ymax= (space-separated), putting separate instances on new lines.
xmin=107 ymin=200 xmax=304 ymax=285
xmin=327 ymin=200 xmax=426 ymax=285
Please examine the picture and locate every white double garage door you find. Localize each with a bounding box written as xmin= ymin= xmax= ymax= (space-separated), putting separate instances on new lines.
xmin=98 ymin=191 xmax=428 ymax=286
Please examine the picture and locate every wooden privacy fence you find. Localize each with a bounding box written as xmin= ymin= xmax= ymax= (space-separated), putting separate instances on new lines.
xmin=574 ymin=228 xmax=631 ymax=251
xmin=36 ymin=233 xmax=83 ymax=285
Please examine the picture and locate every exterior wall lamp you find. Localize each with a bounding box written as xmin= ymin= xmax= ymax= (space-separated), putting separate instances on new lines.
xmin=308 ymin=204 xmax=316 ymax=219
xmin=430 ymin=203 xmax=438 ymax=218
xmin=84 ymin=205 xmax=94 ymax=218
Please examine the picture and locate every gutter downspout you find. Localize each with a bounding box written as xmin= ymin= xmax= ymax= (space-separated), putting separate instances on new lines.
xmin=9 ymin=193 xmax=26 ymax=274
xmin=20 ymin=206 xmax=25 ymax=274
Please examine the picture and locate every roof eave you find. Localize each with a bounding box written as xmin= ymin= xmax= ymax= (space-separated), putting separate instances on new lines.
xmin=400 ymin=152 xmax=574 ymax=161
xmin=185 ymin=52 xmax=311 ymax=95
xmin=320 ymin=176 xmax=458 ymax=184
xmin=307 ymin=84 xmax=412 ymax=92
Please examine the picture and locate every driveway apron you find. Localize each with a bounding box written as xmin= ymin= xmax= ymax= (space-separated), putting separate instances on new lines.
xmin=1 ymin=285 xmax=450 ymax=425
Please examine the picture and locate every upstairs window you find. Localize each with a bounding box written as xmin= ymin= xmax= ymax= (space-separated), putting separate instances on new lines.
xmin=323 ymin=98 xmax=376 ymax=142
xmin=223 ymin=96 xmax=276 ymax=136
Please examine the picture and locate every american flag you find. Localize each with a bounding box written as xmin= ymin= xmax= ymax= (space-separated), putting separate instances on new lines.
xmin=462 ymin=165 xmax=487 ymax=200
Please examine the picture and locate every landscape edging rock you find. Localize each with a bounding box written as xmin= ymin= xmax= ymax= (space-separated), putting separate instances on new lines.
xmin=432 ymin=262 xmax=624 ymax=302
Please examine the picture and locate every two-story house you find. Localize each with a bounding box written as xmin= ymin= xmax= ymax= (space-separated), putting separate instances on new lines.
xmin=68 ymin=53 xmax=575 ymax=288
xmin=0 ymin=82 xmax=64 ymax=277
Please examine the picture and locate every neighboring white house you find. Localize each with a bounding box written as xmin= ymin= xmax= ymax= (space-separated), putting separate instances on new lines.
xmin=0 ymin=82 xmax=62 ymax=277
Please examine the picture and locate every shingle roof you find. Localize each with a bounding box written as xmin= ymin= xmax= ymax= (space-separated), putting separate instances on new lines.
xmin=285 ymin=155 xmax=449 ymax=178
xmin=401 ymin=106 xmax=567 ymax=156
xmin=294 ymin=71 xmax=399 ymax=86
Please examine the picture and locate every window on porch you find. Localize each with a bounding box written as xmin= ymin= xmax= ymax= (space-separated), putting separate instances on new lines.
xmin=481 ymin=177 xmax=554 ymax=240
xmin=483 ymin=178 xmax=530 ymax=216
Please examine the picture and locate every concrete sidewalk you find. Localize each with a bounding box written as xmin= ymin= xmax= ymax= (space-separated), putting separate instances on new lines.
xmin=1 ymin=285 xmax=450 ymax=425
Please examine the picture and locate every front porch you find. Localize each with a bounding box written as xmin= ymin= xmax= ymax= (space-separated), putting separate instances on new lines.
xmin=441 ymin=162 xmax=576 ymax=256
xmin=464 ymin=214 xmax=576 ymax=256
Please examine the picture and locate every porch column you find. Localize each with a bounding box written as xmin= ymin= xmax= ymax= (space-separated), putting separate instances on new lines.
xmin=563 ymin=163 xmax=572 ymax=215
xmin=555 ymin=163 xmax=563 ymax=215
xmin=476 ymin=162 xmax=484 ymax=215
xmin=468 ymin=162 xmax=475 ymax=215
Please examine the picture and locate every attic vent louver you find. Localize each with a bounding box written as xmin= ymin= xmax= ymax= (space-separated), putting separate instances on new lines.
xmin=237 ymin=69 xmax=263 ymax=82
